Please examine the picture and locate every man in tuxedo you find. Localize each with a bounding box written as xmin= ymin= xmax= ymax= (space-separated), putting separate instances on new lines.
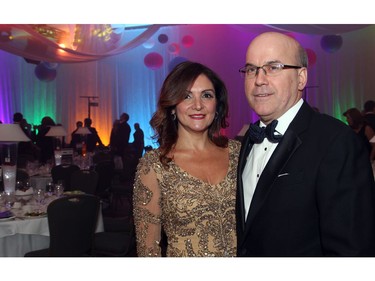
xmin=236 ymin=32 xmax=375 ymax=256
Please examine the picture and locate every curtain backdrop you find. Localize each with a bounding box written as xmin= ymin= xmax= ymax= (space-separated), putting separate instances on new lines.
xmin=1 ymin=24 xmax=375 ymax=147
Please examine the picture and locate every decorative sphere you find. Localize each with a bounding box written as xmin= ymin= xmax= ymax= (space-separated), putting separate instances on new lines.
xmin=144 ymin=52 xmax=163 ymax=70
xmin=320 ymin=35 xmax=343 ymax=53
xmin=158 ymin=34 xmax=168 ymax=44
xmin=35 ymin=63 xmax=57 ymax=82
xmin=181 ymin=35 xmax=194 ymax=48
xmin=305 ymin=48 xmax=317 ymax=66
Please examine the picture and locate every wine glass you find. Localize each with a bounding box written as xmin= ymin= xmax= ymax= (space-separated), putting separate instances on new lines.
xmin=34 ymin=188 xmax=45 ymax=214
xmin=55 ymin=183 xmax=64 ymax=198
xmin=46 ymin=182 xmax=54 ymax=197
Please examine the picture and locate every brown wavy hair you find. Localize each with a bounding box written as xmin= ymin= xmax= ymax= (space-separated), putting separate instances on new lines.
xmin=150 ymin=61 xmax=229 ymax=168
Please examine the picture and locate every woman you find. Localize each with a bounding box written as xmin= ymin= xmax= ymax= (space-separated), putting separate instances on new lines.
xmin=133 ymin=61 xmax=240 ymax=257
xmin=343 ymin=107 xmax=375 ymax=160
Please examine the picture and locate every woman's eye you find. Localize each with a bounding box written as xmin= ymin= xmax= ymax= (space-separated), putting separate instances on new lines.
xmin=202 ymin=91 xmax=215 ymax=98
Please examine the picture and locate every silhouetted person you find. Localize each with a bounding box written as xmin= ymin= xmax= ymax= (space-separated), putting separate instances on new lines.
xmin=70 ymin=121 xmax=84 ymax=153
xmin=36 ymin=116 xmax=56 ymax=164
xmin=84 ymin=118 xmax=104 ymax=152
xmin=344 ymin=107 xmax=375 ymax=158
xmin=13 ymin=112 xmax=39 ymax=164
xmin=111 ymin=113 xmax=131 ymax=157
xmin=132 ymin=123 xmax=144 ymax=159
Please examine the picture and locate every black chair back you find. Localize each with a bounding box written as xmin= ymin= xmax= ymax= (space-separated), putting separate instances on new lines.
xmin=51 ymin=164 xmax=80 ymax=191
xmin=94 ymin=161 xmax=115 ymax=195
xmin=16 ymin=169 xmax=30 ymax=184
xmin=47 ymin=194 xmax=100 ymax=256
xmin=70 ymin=170 xmax=99 ymax=195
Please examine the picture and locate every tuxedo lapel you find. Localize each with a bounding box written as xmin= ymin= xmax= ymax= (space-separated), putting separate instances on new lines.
xmin=242 ymin=102 xmax=313 ymax=236
xmin=237 ymin=127 xmax=255 ymax=232
xmin=244 ymin=129 xmax=301 ymax=232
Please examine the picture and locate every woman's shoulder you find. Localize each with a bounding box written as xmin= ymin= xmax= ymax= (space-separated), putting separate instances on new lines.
xmin=228 ymin=138 xmax=241 ymax=152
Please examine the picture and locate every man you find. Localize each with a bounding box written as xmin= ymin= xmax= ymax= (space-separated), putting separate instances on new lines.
xmin=70 ymin=121 xmax=83 ymax=152
xmin=132 ymin=123 xmax=144 ymax=159
xmin=236 ymin=32 xmax=375 ymax=256
xmin=84 ymin=118 xmax=104 ymax=152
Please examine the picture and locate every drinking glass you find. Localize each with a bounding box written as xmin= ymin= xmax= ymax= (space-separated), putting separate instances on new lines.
xmin=4 ymin=192 xmax=15 ymax=210
xmin=46 ymin=182 xmax=54 ymax=197
xmin=55 ymin=183 xmax=64 ymax=198
xmin=34 ymin=188 xmax=45 ymax=213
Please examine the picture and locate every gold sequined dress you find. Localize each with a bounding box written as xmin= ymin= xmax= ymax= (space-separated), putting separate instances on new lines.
xmin=133 ymin=139 xmax=240 ymax=257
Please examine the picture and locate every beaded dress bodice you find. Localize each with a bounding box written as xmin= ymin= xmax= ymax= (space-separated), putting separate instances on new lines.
xmin=133 ymin=139 xmax=240 ymax=257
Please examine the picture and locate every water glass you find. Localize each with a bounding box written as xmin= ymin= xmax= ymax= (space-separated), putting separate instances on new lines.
xmin=46 ymin=182 xmax=54 ymax=197
xmin=55 ymin=183 xmax=64 ymax=198
xmin=4 ymin=192 xmax=15 ymax=210
xmin=34 ymin=188 xmax=45 ymax=213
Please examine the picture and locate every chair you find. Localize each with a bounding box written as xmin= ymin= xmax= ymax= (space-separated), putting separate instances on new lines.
xmin=16 ymin=169 xmax=30 ymax=183
xmin=109 ymin=179 xmax=134 ymax=214
xmin=24 ymin=194 xmax=100 ymax=257
xmin=92 ymin=150 xmax=112 ymax=165
xmin=70 ymin=170 xmax=99 ymax=195
xmin=94 ymin=160 xmax=115 ymax=197
xmin=51 ymin=164 xmax=80 ymax=191
xmin=93 ymin=216 xmax=136 ymax=257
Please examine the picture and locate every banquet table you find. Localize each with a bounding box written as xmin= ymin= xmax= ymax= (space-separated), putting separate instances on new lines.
xmin=0 ymin=195 xmax=104 ymax=257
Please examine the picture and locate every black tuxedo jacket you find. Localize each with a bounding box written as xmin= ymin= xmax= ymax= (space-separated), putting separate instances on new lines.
xmin=236 ymin=102 xmax=375 ymax=256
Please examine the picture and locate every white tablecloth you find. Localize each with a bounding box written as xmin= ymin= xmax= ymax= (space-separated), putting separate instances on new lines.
xmin=0 ymin=203 xmax=104 ymax=257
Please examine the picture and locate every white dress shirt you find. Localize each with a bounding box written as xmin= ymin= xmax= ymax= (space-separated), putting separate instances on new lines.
xmin=242 ymin=99 xmax=303 ymax=219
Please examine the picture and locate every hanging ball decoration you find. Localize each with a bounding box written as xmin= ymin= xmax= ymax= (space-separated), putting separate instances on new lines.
xmin=320 ymin=35 xmax=343 ymax=53
xmin=168 ymin=43 xmax=180 ymax=55
xmin=168 ymin=56 xmax=188 ymax=72
xmin=42 ymin=61 xmax=59 ymax=70
xmin=305 ymin=48 xmax=317 ymax=66
xmin=181 ymin=35 xmax=194 ymax=48
xmin=158 ymin=34 xmax=169 ymax=44
xmin=144 ymin=52 xmax=163 ymax=70
xmin=143 ymin=39 xmax=155 ymax=49
xmin=35 ymin=63 xmax=57 ymax=82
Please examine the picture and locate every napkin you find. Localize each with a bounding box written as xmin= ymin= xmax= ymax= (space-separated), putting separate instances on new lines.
xmin=0 ymin=210 xmax=13 ymax=219
xmin=15 ymin=187 xmax=34 ymax=196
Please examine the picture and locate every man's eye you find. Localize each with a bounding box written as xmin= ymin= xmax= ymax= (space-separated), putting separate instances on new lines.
xmin=247 ymin=67 xmax=257 ymax=73
xmin=268 ymin=64 xmax=281 ymax=71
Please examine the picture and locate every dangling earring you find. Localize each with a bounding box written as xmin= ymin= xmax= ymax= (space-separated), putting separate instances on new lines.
xmin=171 ymin=113 xmax=176 ymax=121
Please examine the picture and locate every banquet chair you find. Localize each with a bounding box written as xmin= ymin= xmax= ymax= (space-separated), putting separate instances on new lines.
xmin=92 ymin=150 xmax=112 ymax=165
xmin=51 ymin=164 xmax=80 ymax=191
xmin=70 ymin=170 xmax=99 ymax=195
xmin=24 ymin=194 xmax=100 ymax=257
xmin=16 ymin=169 xmax=30 ymax=183
xmin=94 ymin=160 xmax=115 ymax=197
xmin=109 ymin=179 xmax=134 ymax=213
xmin=93 ymin=216 xmax=136 ymax=257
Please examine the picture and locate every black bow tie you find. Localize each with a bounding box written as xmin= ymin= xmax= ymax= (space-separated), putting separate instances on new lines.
xmin=248 ymin=120 xmax=283 ymax=143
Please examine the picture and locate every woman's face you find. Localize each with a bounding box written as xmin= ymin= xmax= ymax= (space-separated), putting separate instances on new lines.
xmin=174 ymin=74 xmax=217 ymax=135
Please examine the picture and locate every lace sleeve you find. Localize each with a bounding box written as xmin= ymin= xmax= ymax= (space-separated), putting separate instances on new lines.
xmin=133 ymin=155 xmax=162 ymax=257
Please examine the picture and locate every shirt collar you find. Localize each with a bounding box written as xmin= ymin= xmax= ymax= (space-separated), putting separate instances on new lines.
xmin=259 ymin=99 xmax=303 ymax=135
